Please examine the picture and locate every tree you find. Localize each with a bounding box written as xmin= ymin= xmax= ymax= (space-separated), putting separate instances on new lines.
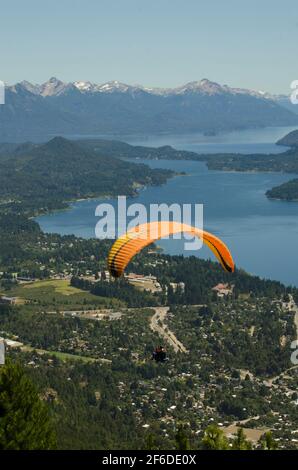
xmin=144 ymin=433 xmax=159 ymax=450
xmin=231 ymin=428 xmax=252 ymax=450
xmin=259 ymin=431 xmax=278 ymax=450
xmin=201 ymin=425 xmax=229 ymax=450
xmin=175 ymin=425 xmax=191 ymax=450
xmin=0 ymin=360 xmax=56 ymax=449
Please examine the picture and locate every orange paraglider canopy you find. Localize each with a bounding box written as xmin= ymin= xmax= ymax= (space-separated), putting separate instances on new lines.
xmin=108 ymin=221 xmax=234 ymax=278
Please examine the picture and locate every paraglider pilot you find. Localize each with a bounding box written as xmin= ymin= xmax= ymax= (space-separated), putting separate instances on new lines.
xmin=152 ymin=345 xmax=167 ymax=363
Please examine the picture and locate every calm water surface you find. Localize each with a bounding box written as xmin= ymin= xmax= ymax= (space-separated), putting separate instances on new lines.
xmin=37 ymin=127 xmax=298 ymax=286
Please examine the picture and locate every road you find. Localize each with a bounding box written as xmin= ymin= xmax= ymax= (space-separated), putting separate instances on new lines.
xmin=150 ymin=306 xmax=188 ymax=353
xmin=287 ymin=294 xmax=298 ymax=341
xmin=48 ymin=305 xmax=189 ymax=353
xmin=265 ymin=295 xmax=298 ymax=386
xmin=293 ymin=301 xmax=298 ymax=343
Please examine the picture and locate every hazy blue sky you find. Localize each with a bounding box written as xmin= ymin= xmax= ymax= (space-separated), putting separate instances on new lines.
xmin=0 ymin=0 xmax=297 ymax=93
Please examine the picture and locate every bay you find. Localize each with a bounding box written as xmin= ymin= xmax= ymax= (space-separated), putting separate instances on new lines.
xmin=37 ymin=127 xmax=298 ymax=287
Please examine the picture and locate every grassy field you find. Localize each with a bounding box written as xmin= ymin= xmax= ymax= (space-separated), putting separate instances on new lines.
xmin=1 ymin=279 xmax=124 ymax=309
xmin=23 ymin=279 xmax=84 ymax=295
xmin=21 ymin=345 xmax=109 ymax=363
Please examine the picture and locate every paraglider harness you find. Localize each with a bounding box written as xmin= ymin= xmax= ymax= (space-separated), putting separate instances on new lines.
xmin=152 ymin=346 xmax=167 ymax=363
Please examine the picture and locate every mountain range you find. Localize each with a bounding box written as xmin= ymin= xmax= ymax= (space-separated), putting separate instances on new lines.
xmin=0 ymin=77 xmax=297 ymax=142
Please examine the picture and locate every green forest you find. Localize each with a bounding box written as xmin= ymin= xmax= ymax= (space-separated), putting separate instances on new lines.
xmin=0 ymin=135 xmax=298 ymax=450
xmin=266 ymin=178 xmax=298 ymax=201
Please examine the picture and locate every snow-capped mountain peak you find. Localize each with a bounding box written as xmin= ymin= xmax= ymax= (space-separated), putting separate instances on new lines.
xmin=39 ymin=77 xmax=74 ymax=97
xmin=2 ymin=77 xmax=297 ymax=142
xmin=74 ymin=80 xmax=96 ymax=92
xmin=175 ymin=79 xmax=226 ymax=95
xmin=97 ymin=81 xmax=135 ymax=93
xmin=18 ymin=80 xmax=41 ymax=95
xmin=8 ymin=77 xmax=284 ymax=101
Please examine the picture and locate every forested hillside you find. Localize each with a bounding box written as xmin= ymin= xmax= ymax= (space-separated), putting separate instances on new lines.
xmin=0 ymin=137 xmax=173 ymax=214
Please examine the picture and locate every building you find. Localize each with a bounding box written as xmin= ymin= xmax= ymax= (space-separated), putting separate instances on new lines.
xmin=169 ymin=282 xmax=185 ymax=293
xmin=100 ymin=270 xmax=111 ymax=282
xmin=212 ymin=283 xmax=233 ymax=297
xmin=17 ymin=276 xmax=35 ymax=283
xmin=0 ymin=337 xmax=23 ymax=349
xmin=0 ymin=296 xmax=23 ymax=305
xmin=125 ymin=273 xmax=162 ymax=293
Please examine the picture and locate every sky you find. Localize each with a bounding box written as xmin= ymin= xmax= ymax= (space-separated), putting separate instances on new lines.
xmin=0 ymin=0 xmax=297 ymax=93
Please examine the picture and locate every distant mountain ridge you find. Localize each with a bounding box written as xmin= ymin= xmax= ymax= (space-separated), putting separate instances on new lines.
xmin=276 ymin=129 xmax=298 ymax=147
xmin=10 ymin=76 xmax=290 ymax=98
xmin=1 ymin=77 xmax=297 ymax=142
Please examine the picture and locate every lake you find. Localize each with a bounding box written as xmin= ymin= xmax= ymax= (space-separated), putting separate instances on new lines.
xmin=69 ymin=125 xmax=297 ymax=154
xmin=37 ymin=127 xmax=298 ymax=287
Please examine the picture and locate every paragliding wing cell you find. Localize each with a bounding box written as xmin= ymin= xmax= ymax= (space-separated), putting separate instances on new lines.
xmin=108 ymin=221 xmax=234 ymax=278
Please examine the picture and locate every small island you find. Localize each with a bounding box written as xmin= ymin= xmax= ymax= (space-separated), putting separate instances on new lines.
xmin=266 ymin=178 xmax=298 ymax=201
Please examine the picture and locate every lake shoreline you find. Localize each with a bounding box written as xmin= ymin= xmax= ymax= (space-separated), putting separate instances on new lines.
xmin=36 ymin=127 xmax=298 ymax=286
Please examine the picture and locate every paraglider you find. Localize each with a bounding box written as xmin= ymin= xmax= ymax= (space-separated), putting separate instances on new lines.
xmin=108 ymin=221 xmax=234 ymax=278
xmin=151 ymin=345 xmax=168 ymax=363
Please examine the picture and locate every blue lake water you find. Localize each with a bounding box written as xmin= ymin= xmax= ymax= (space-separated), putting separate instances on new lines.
xmin=37 ymin=127 xmax=298 ymax=287
xmin=70 ymin=125 xmax=296 ymax=154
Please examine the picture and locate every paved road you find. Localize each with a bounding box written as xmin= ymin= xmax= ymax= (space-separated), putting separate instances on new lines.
xmin=265 ymin=295 xmax=298 ymax=386
xmin=286 ymin=294 xmax=298 ymax=341
xmin=150 ymin=306 xmax=188 ymax=353
xmin=46 ymin=304 xmax=190 ymax=354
